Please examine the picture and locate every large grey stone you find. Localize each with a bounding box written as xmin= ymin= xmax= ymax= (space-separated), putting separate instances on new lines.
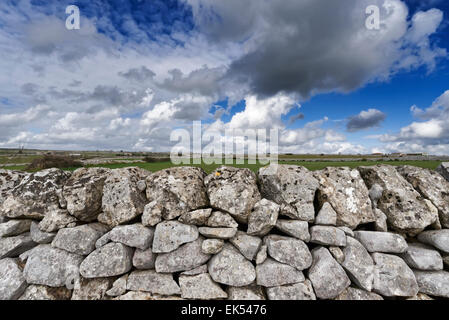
xmin=354 ymin=231 xmax=408 ymax=253
xmin=315 ymin=167 xmax=375 ymax=229
xmin=155 ymin=237 xmax=210 ymax=273
xmin=275 ymin=220 xmax=310 ymax=242
xmin=198 ymin=227 xmax=237 ymax=239
xmin=201 ymin=239 xmax=224 ymax=254
xmin=359 ymin=165 xmax=438 ymax=235
xmin=418 ymin=230 xmax=449 ymax=254
xmin=256 ymin=245 xmax=268 ymax=265
xmin=181 ymin=264 xmax=208 ymax=276
xmin=414 ymin=270 xmax=449 ymax=298
xmin=400 ymin=243 xmax=443 ymax=271
xmin=179 ymin=208 xmax=212 ymax=226
xmin=227 ymin=286 xmax=266 ymax=300
xmin=23 ymin=244 xmax=83 ymax=287
xmin=63 ymin=167 xmax=111 ymax=222
xmin=179 ymin=273 xmax=227 ymax=300
xmin=127 ymin=270 xmax=181 ymax=296
xmin=0 ymin=169 xmax=29 ymax=204
xmin=315 ymin=202 xmax=337 ymax=226
xmin=152 ymin=221 xmax=199 ymax=253
xmin=266 ymin=280 xmax=316 ymax=300
xmin=146 ymin=167 xmax=208 ymax=220
xmin=71 ymin=277 xmax=114 ymax=300
xmin=258 ymin=164 xmax=319 ymax=221
xmin=19 ymin=285 xmax=72 ymax=300
xmin=265 ymin=235 xmax=312 ymax=271
xmin=0 ymin=219 xmax=32 ymax=237
xmin=97 ymin=223 xmax=153 ymax=250
xmin=52 ymin=223 xmax=109 ymax=255
xmin=80 ymin=242 xmax=133 ymax=278
xmin=208 ymin=243 xmax=256 ymax=287
xmin=256 ymin=258 xmax=305 ymax=287
xmin=98 ymin=167 xmax=149 ymax=227
xmin=0 ymin=258 xmax=27 ymax=300
xmin=38 ymin=208 xmax=78 ymax=233
xmin=335 ymin=287 xmax=383 ymax=300
xmin=372 ymin=253 xmax=419 ymax=297
xmin=247 ymin=199 xmax=279 ymax=236
xmin=30 ymin=221 xmax=55 ymax=244
xmin=106 ymin=274 xmax=128 ymax=297
xmin=308 ymin=247 xmax=351 ymax=299
xmin=141 ymin=201 xmax=163 ymax=227
xmin=206 ymin=211 xmax=238 ymax=228
xmin=436 ymin=162 xmax=449 ymax=182
xmin=310 ymin=226 xmax=346 ymax=246
xmin=133 ymin=247 xmax=157 ymax=270
xmin=205 ymin=166 xmax=261 ymax=223
xmin=0 ymin=233 xmax=36 ymax=259
xmin=341 ymin=236 xmax=375 ymax=291
xmin=229 ymin=231 xmax=262 ymax=260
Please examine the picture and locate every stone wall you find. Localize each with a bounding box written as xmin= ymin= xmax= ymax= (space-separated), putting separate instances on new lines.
xmin=1 ymin=163 xmax=449 ymax=300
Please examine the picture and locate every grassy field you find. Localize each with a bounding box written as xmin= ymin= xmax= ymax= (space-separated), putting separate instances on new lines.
xmin=1 ymin=159 xmax=442 ymax=173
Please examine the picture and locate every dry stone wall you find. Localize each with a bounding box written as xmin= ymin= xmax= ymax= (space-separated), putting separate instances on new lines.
xmin=1 ymin=163 xmax=449 ymax=300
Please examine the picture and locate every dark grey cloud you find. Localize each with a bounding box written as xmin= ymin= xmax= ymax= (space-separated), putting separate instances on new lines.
xmin=288 ymin=113 xmax=305 ymax=124
xmin=119 ymin=66 xmax=156 ymax=82
xmin=347 ymin=109 xmax=386 ymax=132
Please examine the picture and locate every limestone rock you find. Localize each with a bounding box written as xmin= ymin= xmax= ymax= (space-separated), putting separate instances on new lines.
xmin=0 ymin=258 xmax=27 ymax=300
xmin=0 ymin=233 xmax=36 ymax=259
xmin=417 ymin=230 xmax=449 ymax=254
xmin=198 ymin=227 xmax=237 ymax=239
xmin=374 ymin=208 xmax=388 ymax=232
xmin=310 ymin=226 xmax=346 ymax=246
xmin=80 ymin=243 xmax=133 ymax=278
xmin=71 ymin=277 xmax=114 ymax=300
xmin=247 ymin=199 xmax=279 ymax=236
xmin=30 ymin=221 xmax=55 ymax=244
xmin=152 ymin=221 xmax=199 ymax=253
xmin=329 ymin=246 xmax=345 ymax=264
xmin=0 ymin=169 xmax=29 ymax=204
xmin=258 ymin=164 xmax=319 ymax=221
xmin=275 ymin=220 xmax=310 ymax=242
xmin=179 ymin=208 xmax=213 ymax=226
xmin=181 ymin=264 xmax=208 ymax=276
xmin=372 ymin=253 xmax=418 ymax=297
xmin=106 ymin=274 xmax=128 ymax=297
xmin=98 ymin=167 xmax=149 ymax=227
xmin=141 ymin=201 xmax=163 ymax=227
xmin=266 ymin=280 xmax=316 ymax=300
xmin=98 ymin=223 xmax=153 ymax=250
xmin=179 ymin=273 xmax=227 ymax=300
xmin=341 ymin=236 xmax=375 ymax=291
xmin=308 ymin=247 xmax=351 ymax=299
xmin=146 ymin=167 xmax=208 ymax=220
xmin=256 ymin=258 xmax=305 ymax=287
xmin=133 ymin=247 xmax=157 ymax=270
xmin=436 ymin=162 xmax=449 ymax=181
xmin=400 ymin=243 xmax=443 ymax=271
xmin=0 ymin=219 xmax=32 ymax=237
xmin=205 ymin=166 xmax=261 ymax=223
xmin=202 ymin=239 xmax=224 ymax=254
xmin=229 ymin=231 xmax=262 ymax=260
xmin=265 ymin=235 xmax=312 ymax=271
xmin=38 ymin=208 xmax=78 ymax=233
xmin=63 ymin=167 xmax=111 ymax=222
xmin=23 ymin=244 xmax=83 ymax=287
xmin=206 ymin=211 xmax=238 ymax=228
xmin=315 ymin=202 xmax=337 ymax=226
xmin=19 ymin=285 xmax=72 ymax=300
xmin=354 ymin=231 xmax=408 ymax=253
xmin=256 ymin=244 xmax=268 ymax=265
xmin=338 ymin=226 xmax=354 ymax=237
xmin=359 ymin=165 xmax=438 ymax=235
xmin=155 ymin=237 xmax=210 ymax=273
xmin=227 ymin=286 xmax=266 ymax=300
xmin=315 ymin=167 xmax=375 ymax=229
xmin=127 ymin=270 xmax=181 ymax=296
xmin=335 ymin=287 xmax=383 ymax=300
xmin=413 ymin=270 xmax=449 ymax=298
xmin=52 ymin=223 xmax=109 ymax=255
xmin=137 ymin=180 xmax=147 ymax=192
xmin=208 ymin=243 xmax=256 ymax=286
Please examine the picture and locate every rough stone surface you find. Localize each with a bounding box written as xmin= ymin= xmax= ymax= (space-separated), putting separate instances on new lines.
xmin=106 ymin=274 xmax=128 ymax=297
xmin=152 ymin=221 xmax=199 ymax=253
xmin=98 ymin=167 xmax=149 ymax=227
xmin=98 ymin=223 xmax=153 ymax=250
xmin=256 ymin=244 xmax=268 ymax=265
xmin=265 ymin=235 xmax=312 ymax=271
xmin=52 ymin=223 xmax=109 ymax=255
xmin=359 ymin=165 xmax=438 ymax=235
xmin=354 ymin=231 xmax=408 ymax=253
xmin=374 ymin=208 xmax=388 ymax=232
xmin=372 ymin=253 xmax=419 ymax=297
xmin=19 ymin=285 xmax=72 ymax=300
xmin=329 ymin=246 xmax=345 ymax=264
xmin=0 ymin=169 xmax=29 ymax=204
xmin=315 ymin=202 xmax=337 ymax=226
xmin=256 ymin=258 xmax=305 ymax=287
xmin=30 ymin=221 xmax=55 ymax=244
xmin=0 ymin=233 xmax=36 ymax=259
xmin=338 ymin=226 xmax=354 ymax=237
xmin=0 ymin=219 xmax=32 ymax=237
xmin=63 ymin=167 xmax=111 ymax=222
xmin=341 ymin=236 xmax=375 ymax=291
xmin=418 ymin=230 xmax=449 ymax=254
xmin=127 ymin=270 xmax=181 ymax=296
xmin=229 ymin=231 xmax=262 ymax=260
xmin=23 ymin=244 xmax=83 ymax=287
xmin=258 ymin=164 xmax=319 ymax=221
xmin=266 ymin=280 xmax=316 ymax=300
xmin=38 ymin=208 xmax=78 ymax=233
xmin=413 ymin=270 xmax=449 ymax=298
xmin=80 ymin=243 xmax=133 ymax=278
xmin=155 ymin=237 xmax=210 ymax=273
xmin=247 ymin=199 xmax=279 ymax=236
xmin=0 ymin=258 xmax=27 ymax=300
xmin=335 ymin=287 xmax=383 ymax=300
xmin=208 ymin=243 xmax=256 ymax=286
xmin=141 ymin=201 xmax=163 ymax=227
xmin=179 ymin=273 xmax=227 ymax=300
xmin=436 ymin=162 xmax=449 ymax=181
xmin=227 ymin=286 xmax=266 ymax=300
xmin=206 ymin=211 xmax=238 ymax=228
xmin=198 ymin=227 xmax=237 ymax=239
xmin=71 ymin=277 xmax=114 ymax=300
xmin=179 ymin=208 xmax=213 ymax=226
xmin=400 ymin=243 xmax=443 ymax=271
xmin=181 ymin=264 xmax=208 ymax=276
xmin=133 ymin=247 xmax=157 ymax=270
xmin=315 ymin=167 xmax=375 ymax=229
xmin=205 ymin=166 xmax=261 ymax=223
xmin=202 ymin=239 xmax=224 ymax=254
xmin=146 ymin=167 xmax=208 ymax=220
xmin=310 ymin=226 xmax=347 ymax=246
xmin=275 ymin=220 xmax=310 ymax=242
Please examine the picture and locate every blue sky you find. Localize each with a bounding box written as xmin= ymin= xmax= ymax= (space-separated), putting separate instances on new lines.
xmin=0 ymin=0 xmax=449 ymax=154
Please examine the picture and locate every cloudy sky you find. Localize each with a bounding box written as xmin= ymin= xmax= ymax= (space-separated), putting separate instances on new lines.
xmin=1 ymin=0 xmax=449 ymax=154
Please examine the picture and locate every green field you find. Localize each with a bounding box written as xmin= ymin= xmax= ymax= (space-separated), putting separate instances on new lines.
xmin=2 ymin=159 xmax=442 ymax=173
